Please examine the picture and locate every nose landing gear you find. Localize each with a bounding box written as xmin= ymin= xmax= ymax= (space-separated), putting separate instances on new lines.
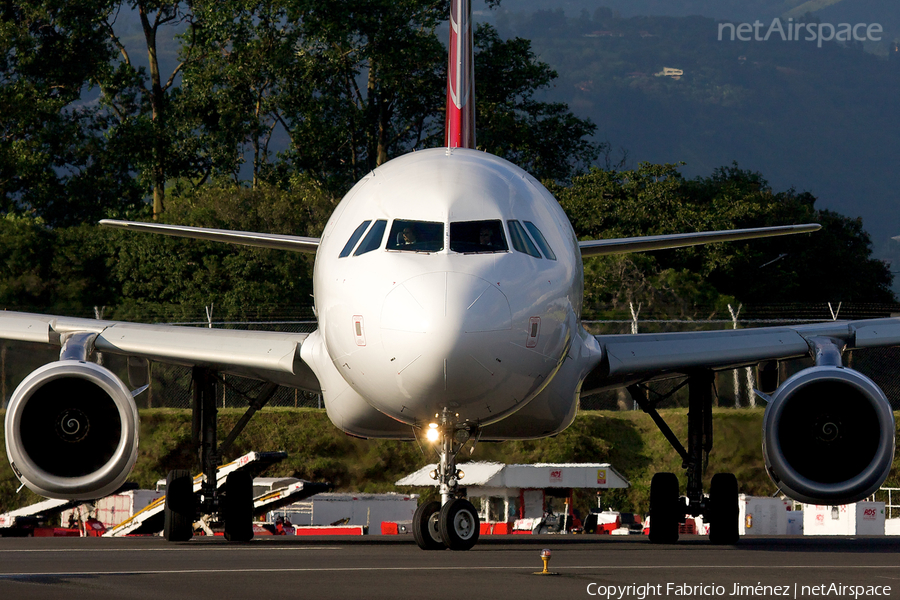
xmin=412 ymin=409 xmax=480 ymax=551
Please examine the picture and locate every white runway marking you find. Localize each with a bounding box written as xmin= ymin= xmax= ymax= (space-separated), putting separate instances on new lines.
xmin=2 ymin=565 xmax=899 ymax=578
xmin=0 ymin=546 xmax=341 ymax=554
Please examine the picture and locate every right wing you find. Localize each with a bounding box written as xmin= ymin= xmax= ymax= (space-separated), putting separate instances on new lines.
xmin=578 ymin=224 xmax=820 ymax=258
xmin=99 ymin=220 xmax=320 ymax=254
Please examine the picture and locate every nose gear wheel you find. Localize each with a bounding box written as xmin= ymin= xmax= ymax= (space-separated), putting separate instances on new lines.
xmin=440 ymin=498 xmax=480 ymax=551
xmin=413 ymin=501 xmax=444 ymax=550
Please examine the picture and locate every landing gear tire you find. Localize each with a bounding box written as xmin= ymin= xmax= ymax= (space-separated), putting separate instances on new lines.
xmin=708 ymin=473 xmax=739 ymax=545
xmin=439 ymin=498 xmax=480 ymax=551
xmin=223 ymin=471 xmax=254 ymax=542
xmin=413 ymin=501 xmax=444 ymax=550
xmin=649 ymin=472 xmax=680 ymax=544
xmin=164 ymin=469 xmax=195 ymax=542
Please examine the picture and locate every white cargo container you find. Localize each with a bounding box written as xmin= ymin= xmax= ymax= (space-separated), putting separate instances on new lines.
xmin=804 ymin=503 xmax=853 ymax=535
xmin=802 ymin=502 xmax=884 ymax=535
xmin=855 ymin=502 xmax=885 ymax=535
xmin=739 ymin=495 xmax=794 ymax=536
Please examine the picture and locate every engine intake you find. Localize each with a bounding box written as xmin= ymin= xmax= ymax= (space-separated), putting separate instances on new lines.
xmin=762 ymin=365 xmax=895 ymax=505
xmin=5 ymin=361 xmax=140 ymax=500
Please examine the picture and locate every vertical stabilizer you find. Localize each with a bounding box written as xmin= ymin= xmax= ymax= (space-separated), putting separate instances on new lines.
xmin=445 ymin=0 xmax=475 ymax=149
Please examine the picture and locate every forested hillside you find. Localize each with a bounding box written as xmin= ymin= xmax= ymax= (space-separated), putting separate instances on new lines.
xmin=493 ymin=5 xmax=900 ymax=281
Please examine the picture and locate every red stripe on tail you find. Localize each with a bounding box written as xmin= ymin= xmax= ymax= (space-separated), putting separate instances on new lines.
xmin=445 ymin=0 xmax=475 ymax=149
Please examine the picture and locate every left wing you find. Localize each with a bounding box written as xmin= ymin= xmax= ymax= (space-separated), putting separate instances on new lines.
xmin=582 ymin=318 xmax=900 ymax=392
xmin=579 ymin=224 xmax=820 ymax=258
xmin=0 ymin=311 xmax=320 ymax=390
xmin=99 ymin=220 xmax=320 ymax=254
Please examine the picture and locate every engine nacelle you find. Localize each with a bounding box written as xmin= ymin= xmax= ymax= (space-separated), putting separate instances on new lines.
xmin=5 ymin=361 xmax=140 ymax=500
xmin=762 ymin=365 xmax=895 ymax=505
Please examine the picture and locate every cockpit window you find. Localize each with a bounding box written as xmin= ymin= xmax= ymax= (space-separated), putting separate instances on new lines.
xmin=450 ymin=220 xmax=508 ymax=253
xmin=354 ymin=219 xmax=387 ymax=256
xmin=386 ymin=220 xmax=444 ymax=252
xmin=339 ymin=220 xmax=371 ymax=258
xmin=524 ymin=221 xmax=556 ymax=261
xmin=507 ymin=220 xmax=541 ymax=258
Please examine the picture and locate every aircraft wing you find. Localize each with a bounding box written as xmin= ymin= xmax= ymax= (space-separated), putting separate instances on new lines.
xmin=99 ymin=220 xmax=320 ymax=254
xmin=583 ymin=318 xmax=900 ymax=393
xmin=578 ymin=224 xmax=820 ymax=258
xmin=0 ymin=311 xmax=320 ymax=391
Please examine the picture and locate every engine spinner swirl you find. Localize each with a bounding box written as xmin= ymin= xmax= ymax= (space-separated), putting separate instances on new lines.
xmin=56 ymin=408 xmax=90 ymax=443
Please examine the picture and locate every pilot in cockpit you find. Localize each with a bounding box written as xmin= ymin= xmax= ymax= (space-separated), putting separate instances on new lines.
xmin=479 ymin=226 xmax=496 ymax=249
xmin=388 ymin=219 xmax=443 ymax=252
xmin=400 ymin=227 xmax=417 ymax=246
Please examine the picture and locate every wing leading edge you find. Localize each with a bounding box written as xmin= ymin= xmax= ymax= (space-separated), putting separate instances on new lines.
xmin=99 ymin=220 xmax=320 ymax=254
xmin=578 ymin=224 xmax=820 ymax=258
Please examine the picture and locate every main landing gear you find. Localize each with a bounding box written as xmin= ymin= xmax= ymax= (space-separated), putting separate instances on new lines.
xmin=163 ymin=367 xmax=277 ymax=542
xmin=630 ymin=371 xmax=739 ymax=545
xmin=413 ymin=409 xmax=481 ymax=551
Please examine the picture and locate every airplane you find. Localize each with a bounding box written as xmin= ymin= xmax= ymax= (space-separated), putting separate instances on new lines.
xmin=1 ymin=0 xmax=896 ymax=551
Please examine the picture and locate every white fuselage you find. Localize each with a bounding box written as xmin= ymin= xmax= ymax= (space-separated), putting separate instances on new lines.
xmin=305 ymin=148 xmax=585 ymax=434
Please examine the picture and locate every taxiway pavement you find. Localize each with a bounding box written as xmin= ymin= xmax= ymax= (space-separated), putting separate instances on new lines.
xmin=0 ymin=535 xmax=898 ymax=600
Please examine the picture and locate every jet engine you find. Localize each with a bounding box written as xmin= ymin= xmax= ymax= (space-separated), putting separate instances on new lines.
xmin=762 ymin=365 xmax=895 ymax=505
xmin=5 ymin=361 xmax=140 ymax=500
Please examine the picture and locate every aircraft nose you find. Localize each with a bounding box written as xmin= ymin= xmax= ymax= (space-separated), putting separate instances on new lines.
xmin=380 ymin=272 xmax=512 ymax=406
xmin=382 ymin=272 xmax=511 ymax=335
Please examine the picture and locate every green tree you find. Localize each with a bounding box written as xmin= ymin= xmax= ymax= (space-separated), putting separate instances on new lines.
xmin=553 ymin=162 xmax=895 ymax=313
xmin=97 ymin=0 xmax=205 ymax=218
xmin=0 ymin=214 xmax=55 ymax=309
xmin=0 ymin=214 xmax=119 ymax=314
xmin=106 ymin=177 xmax=335 ymax=321
xmin=271 ymin=0 xmax=449 ymax=189
xmin=474 ymin=24 xmax=599 ymax=181
xmin=0 ymin=0 xmax=146 ymax=225
xmin=180 ymin=2 xmax=600 ymax=192
xmin=685 ymin=166 xmax=894 ymax=303
xmin=174 ymin=0 xmax=309 ymax=188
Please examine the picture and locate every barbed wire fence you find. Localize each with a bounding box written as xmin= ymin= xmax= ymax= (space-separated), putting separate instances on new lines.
xmin=2 ymin=302 xmax=900 ymax=411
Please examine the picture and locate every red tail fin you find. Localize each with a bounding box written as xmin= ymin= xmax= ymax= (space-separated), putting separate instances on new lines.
xmin=445 ymin=0 xmax=475 ymax=149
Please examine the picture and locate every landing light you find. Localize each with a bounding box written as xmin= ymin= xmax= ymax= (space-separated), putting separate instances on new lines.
xmin=426 ymin=423 xmax=440 ymax=442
